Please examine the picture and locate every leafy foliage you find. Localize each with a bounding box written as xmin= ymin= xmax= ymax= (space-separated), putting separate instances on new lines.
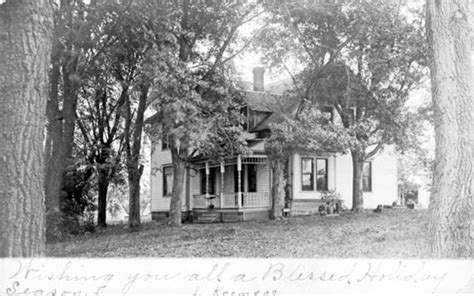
xmin=146 ymin=2 xmax=264 ymax=225
xmin=47 ymin=159 xmax=97 ymax=241
xmin=267 ymin=102 xmax=354 ymax=159
xmin=258 ymin=1 xmax=427 ymax=210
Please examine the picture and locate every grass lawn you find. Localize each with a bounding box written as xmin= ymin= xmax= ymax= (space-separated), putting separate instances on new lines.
xmin=47 ymin=208 xmax=430 ymax=258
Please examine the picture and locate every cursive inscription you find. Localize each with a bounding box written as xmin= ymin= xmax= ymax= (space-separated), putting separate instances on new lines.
xmin=6 ymin=259 xmax=114 ymax=296
xmin=2 ymin=259 xmax=456 ymax=295
xmin=356 ymin=261 xmax=448 ymax=292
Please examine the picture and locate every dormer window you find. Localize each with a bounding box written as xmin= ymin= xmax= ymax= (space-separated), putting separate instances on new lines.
xmin=321 ymin=106 xmax=334 ymax=124
xmin=162 ymin=130 xmax=170 ymax=150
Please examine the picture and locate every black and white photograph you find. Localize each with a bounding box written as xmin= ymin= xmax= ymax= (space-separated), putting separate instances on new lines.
xmin=0 ymin=0 xmax=472 ymax=294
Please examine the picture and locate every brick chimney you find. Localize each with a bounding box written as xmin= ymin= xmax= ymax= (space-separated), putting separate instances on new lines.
xmin=252 ymin=66 xmax=265 ymax=92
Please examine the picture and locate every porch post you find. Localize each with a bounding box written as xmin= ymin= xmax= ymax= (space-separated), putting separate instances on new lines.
xmin=205 ymin=162 xmax=210 ymax=199
xmin=186 ymin=166 xmax=192 ymax=211
xmin=237 ymin=155 xmax=242 ymax=209
xmin=220 ymin=162 xmax=225 ymax=208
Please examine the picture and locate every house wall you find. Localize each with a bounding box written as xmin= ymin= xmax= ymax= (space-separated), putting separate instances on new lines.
xmin=150 ymin=140 xmax=186 ymax=212
xmin=190 ymin=169 xmax=200 ymax=197
xmin=292 ymin=153 xmax=337 ymax=200
xmin=257 ymin=163 xmax=270 ymax=193
xmin=223 ymin=165 xmax=235 ymax=193
xmin=190 ymin=163 xmax=270 ymax=195
xmin=291 ymin=146 xmax=398 ymax=209
xmin=152 ymin=152 xmax=272 ymax=214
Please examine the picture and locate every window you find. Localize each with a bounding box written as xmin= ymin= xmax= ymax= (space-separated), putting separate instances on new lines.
xmin=247 ymin=164 xmax=257 ymax=192
xmin=321 ymin=106 xmax=334 ymax=124
xmin=163 ymin=166 xmax=173 ymax=196
xmin=200 ymin=168 xmax=216 ymax=195
xmin=162 ymin=130 xmax=170 ymax=150
xmin=363 ymin=161 xmax=372 ymax=192
xmin=316 ymin=158 xmax=328 ymax=191
xmin=301 ymin=158 xmax=314 ymax=191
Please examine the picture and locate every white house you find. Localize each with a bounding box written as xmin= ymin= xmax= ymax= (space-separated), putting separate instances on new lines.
xmin=148 ymin=67 xmax=398 ymax=222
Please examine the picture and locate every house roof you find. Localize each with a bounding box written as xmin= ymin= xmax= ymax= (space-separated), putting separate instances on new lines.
xmin=144 ymin=112 xmax=162 ymax=125
xmin=244 ymin=91 xmax=287 ymax=112
xmin=145 ymin=76 xmax=299 ymax=130
xmin=244 ymin=90 xmax=299 ymax=132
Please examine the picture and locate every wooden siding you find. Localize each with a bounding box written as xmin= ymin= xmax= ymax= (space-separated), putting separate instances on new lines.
xmin=335 ymin=146 xmax=398 ymax=209
xmin=190 ymin=169 xmax=200 ymax=197
xmin=291 ymin=146 xmax=398 ymax=209
xmin=292 ymin=153 xmax=336 ymax=200
xmin=223 ymin=165 xmax=235 ymax=193
xmin=257 ymin=163 xmax=270 ymax=192
xmin=150 ymin=140 xmax=186 ymax=211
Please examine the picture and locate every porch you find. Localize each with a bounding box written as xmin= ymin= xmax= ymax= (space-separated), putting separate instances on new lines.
xmin=189 ymin=155 xmax=271 ymax=222
xmin=192 ymin=192 xmax=270 ymax=209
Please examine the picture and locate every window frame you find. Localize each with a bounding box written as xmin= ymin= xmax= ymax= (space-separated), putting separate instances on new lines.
xmin=161 ymin=131 xmax=170 ymax=150
xmin=200 ymin=167 xmax=216 ymax=195
xmin=301 ymin=157 xmax=314 ymax=191
xmin=316 ymin=158 xmax=328 ymax=191
xmin=362 ymin=161 xmax=372 ymax=192
xmin=162 ymin=166 xmax=173 ymax=197
xmin=321 ymin=106 xmax=334 ymax=124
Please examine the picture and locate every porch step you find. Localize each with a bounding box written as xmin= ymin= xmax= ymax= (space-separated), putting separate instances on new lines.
xmin=194 ymin=212 xmax=221 ymax=223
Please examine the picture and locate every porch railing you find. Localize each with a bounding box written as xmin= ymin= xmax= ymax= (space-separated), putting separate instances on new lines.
xmin=222 ymin=193 xmax=237 ymax=208
xmin=242 ymin=192 xmax=270 ymax=208
xmin=192 ymin=194 xmax=220 ymax=209
xmin=193 ymin=192 xmax=269 ymax=209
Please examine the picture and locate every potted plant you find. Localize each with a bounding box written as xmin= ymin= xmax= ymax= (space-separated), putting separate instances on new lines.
xmin=206 ymin=195 xmax=216 ymax=209
xmin=320 ymin=189 xmax=345 ymax=215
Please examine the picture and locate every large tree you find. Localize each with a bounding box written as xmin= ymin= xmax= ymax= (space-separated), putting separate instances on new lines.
xmin=45 ymin=0 xmax=87 ymax=230
xmin=426 ymin=0 xmax=473 ymax=257
xmin=44 ymin=0 xmax=119 ymax=234
xmin=259 ymin=1 xmax=427 ymax=212
xmin=152 ymin=1 xmax=259 ymax=226
xmin=76 ymin=1 xmax=155 ymax=228
xmin=266 ymin=105 xmax=353 ymax=219
xmin=0 ymin=0 xmax=53 ymax=256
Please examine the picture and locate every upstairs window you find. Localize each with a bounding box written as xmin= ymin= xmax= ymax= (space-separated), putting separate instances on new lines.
xmin=321 ymin=106 xmax=334 ymax=124
xmin=301 ymin=158 xmax=314 ymax=191
xmin=161 ymin=130 xmax=170 ymax=150
xmin=363 ymin=161 xmax=372 ymax=192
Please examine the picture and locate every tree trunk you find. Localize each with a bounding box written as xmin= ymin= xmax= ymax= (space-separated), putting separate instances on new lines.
xmin=45 ymin=104 xmax=64 ymax=208
xmin=44 ymin=1 xmax=80 ymax=236
xmin=44 ymin=21 xmax=67 ymax=237
xmin=169 ymin=146 xmax=186 ymax=226
xmin=426 ymin=0 xmax=473 ymax=257
xmin=270 ymin=157 xmax=286 ymax=219
xmin=127 ymin=84 xmax=148 ymax=228
xmin=0 ymin=0 xmax=53 ymax=256
xmin=351 ymin=149 xmax=365 ymax=213
xmin=128 ymin=165 xmax=144 ymax=228
xmin=45 ymin=51 xmax=63 ymax=210
xmin=97 ymin=164 xmax=109 ymax=228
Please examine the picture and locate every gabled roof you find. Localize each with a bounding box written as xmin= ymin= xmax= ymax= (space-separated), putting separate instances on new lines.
xmin=243 ymin=90 xmax=299 ymax=132
xmin=145 ymin=76 xmax=299 ymax=129
xmin=144 ymin=112 xmax=162 ymax=124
